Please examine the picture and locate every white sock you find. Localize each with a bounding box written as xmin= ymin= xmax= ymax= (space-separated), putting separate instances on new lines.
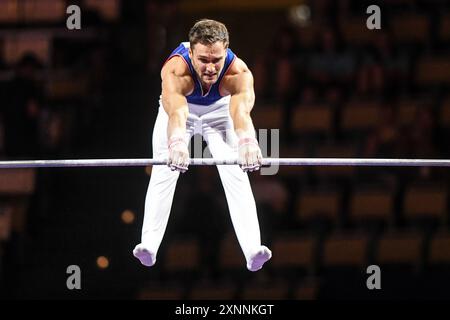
xmin=247 ymin=245 xmax=272 ymax=272
xmin=133 ymin=244 xmax=156 ymax=267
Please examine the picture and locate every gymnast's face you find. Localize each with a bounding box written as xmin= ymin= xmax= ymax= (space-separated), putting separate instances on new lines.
xmin=189 ymin=41 xmax=227 ymax=88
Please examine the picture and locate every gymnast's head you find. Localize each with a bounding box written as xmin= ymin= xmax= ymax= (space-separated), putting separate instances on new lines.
xmin=188 ymin=19 xmax=229 ymax=87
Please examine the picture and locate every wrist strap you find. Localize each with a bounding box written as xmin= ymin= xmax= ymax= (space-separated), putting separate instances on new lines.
xmin=168 ymin=136 xmax=186 ymax=149
xmin=239 ymin=137 xmax=258 ymax=146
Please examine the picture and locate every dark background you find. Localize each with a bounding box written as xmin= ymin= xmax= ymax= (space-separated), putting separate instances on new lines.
xmin=0 ymin=0 xmax=449 ymax=299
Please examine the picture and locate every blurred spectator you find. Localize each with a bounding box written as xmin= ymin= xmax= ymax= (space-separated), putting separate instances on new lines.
xmin=364 ymin=105 xmax=400 ymax=158
xmin=308 ymin=27 xmax=356 ymax=94
xmin=364 ymin=103 xmax=440 ymax=180
xmin=403 ymin=106 xmax=439 ymax=159
xmin=1 ymin=53 xmax=44 ymax=159
xmin=357 ymin=31 xmax=410 ymax=99
xmin=252 ymin=25 xmax=300 ymax=104
xmin=401 ymin=105 xmax=440 ymax=182
xmin=145 ymin=0 xmax=182 ymax=74
xmin=252 ymin=24 xmax=301 ymax=142
xmin=309 ymin=0 xmax=337 ymax=27
xmin=299 ymin=85 xmax=319 ymax=105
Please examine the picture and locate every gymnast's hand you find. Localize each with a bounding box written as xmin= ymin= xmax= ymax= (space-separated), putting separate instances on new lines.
xmin=167 ymin=135 xmax=190 ymax=173
xmin=238 ymin=137 xmax=262 ymax=172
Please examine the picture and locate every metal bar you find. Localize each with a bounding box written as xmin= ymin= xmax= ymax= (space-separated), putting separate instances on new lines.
xmin=0 ymin=158 xmax=450 ymax=169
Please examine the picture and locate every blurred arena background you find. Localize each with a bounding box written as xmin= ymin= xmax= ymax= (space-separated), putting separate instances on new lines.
xmin=0 ymin=0 xmax=449 ymax=299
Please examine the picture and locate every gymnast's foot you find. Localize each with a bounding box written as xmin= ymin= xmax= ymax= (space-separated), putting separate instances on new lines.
xmin=133 ymin=244 xmax=156 ymax=267
xmin=247 ymin=245 xmax=272 ymax=272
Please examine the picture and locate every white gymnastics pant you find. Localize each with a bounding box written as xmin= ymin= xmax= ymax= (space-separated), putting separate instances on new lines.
xmin=139 ymin=96 xmax=263 ymax=264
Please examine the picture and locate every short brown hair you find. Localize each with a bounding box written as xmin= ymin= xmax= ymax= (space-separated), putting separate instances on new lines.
xmin=189 ymin=19 xmax=229 ymax=48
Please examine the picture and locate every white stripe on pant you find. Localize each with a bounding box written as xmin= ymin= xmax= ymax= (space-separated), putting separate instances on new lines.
xmin=139 ymin=96 xmax=263 ymax=265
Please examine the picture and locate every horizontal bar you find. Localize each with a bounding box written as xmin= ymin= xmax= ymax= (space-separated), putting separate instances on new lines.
xmin=0 ymin=158 xmax=450 ymax=169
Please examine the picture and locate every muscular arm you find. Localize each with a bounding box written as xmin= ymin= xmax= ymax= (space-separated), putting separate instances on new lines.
xmin=161 ymin=58 xmax=192 ymax=139
xmin=227 ymin=68 xmax=257 ymax=139
xmin=160 ymin=57 xmax=193 ymax=172
xmin=223 ymin=59 xmax=262 ymax=171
